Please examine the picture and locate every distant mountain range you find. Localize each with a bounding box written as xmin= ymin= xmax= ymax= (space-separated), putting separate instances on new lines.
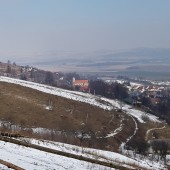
xmin=2 ymin=47 xmax=170 ymax=79
xmin=27 ymin=48 xmax=170 ymax=79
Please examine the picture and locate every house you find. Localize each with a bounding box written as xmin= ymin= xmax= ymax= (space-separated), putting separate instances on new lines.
xmin=72 ymin=78 xmax=89 ymax=91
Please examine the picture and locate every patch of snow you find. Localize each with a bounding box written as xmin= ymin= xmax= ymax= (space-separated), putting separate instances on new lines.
xmin=101 ymin=97 xmax=160 ymax=123
xmin=0 ymin=164 xmax=12 ymax=170
xmin=32 ymin=127 xmax=52 ymax=135
xmin=106 ymin=126 xmax=123 ymax=138
xmin=106 ymin=116 xmax=124 ymax=138
xmin=45 ymin=106 xmax=53 ymax=111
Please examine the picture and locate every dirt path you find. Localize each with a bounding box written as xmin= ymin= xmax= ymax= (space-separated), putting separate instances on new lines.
xmin=0 ymin=159 xmax=24 ymax=170
xmin=145 ymin=125 xmax=165 ymax=141
xmin=119 ymin=113 xmax=138 ymax=153
xmin=106 ymin=115 xmax=124 ymax=138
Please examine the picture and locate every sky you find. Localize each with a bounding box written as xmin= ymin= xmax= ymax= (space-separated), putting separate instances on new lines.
xmin=0 ymin=0 xmax=170 ymax=67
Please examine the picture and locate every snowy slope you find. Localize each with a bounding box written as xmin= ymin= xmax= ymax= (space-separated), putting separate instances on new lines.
xmin=0 ymin=76 xmax=160 ymax=123
xmin=0 ymin=164 xmax=12 ymax=170
xmin=3 ymin=137 xmax=168 ymax=170
xmin=0 ymin=140 xmax=113 ymax=170
xmin=28 ymin=138 xmax=168 ymax=170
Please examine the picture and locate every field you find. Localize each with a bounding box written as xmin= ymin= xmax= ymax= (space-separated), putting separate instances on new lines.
xmin=0 ymin=76 xmax=170 ymax=169
xmin=0 ymin=81 xmax=136 ymax=151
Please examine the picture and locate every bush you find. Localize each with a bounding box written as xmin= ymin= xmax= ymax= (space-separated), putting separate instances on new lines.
xmin=141 ymin=114 xmax=150 ymax=122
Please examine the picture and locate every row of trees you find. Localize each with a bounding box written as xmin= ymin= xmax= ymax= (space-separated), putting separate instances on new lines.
xmin=140 ymin=95 xmax=170 ymax=124
xmin=89 ymin=80 xmax=129 ymax=100
xmin=127 ymin=135 xmax=169 ymax=163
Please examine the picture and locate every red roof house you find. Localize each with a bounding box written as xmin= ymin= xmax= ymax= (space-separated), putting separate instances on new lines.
xmin=72 ymin=78 xmax=89 ymax=91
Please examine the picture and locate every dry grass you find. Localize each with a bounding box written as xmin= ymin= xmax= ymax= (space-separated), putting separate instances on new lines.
xmin=0 ymin=81 xmax=169 ymax=152
xmin=0 ymin=82 xmax=115 ymax=130
xmin=0 ymin=82 xmax=126 ymax=150
xmin=153 ymin=124 xmax=170 ymax=139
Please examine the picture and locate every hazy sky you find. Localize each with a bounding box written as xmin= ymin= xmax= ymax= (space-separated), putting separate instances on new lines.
xmin=0 ymin=0 xmax=170 ymax=64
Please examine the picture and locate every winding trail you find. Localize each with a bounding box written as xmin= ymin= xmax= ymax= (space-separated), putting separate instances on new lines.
xmin=145 ymin=125 xmax=166 ymax=141
xmin=101 ymin=100 xmax=139 ymax=151
xmin=119 ymin=112 xmax=138 ymax=153
xmin=105 ymin=115 xmax=124 ymax=138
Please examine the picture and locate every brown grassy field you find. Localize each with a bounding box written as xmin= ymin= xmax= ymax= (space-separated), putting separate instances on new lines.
xmin=0 ymin=82 xmax=122 ymax=130
xmin=0 ymin=81 xmax=169 ymax=151
xmin=0 ymin=82 xmax=131 ymax=150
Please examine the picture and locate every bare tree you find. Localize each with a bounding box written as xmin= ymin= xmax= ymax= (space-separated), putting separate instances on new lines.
xmin=150 ymin=140 xmax=169 ymax=162
xmin=45 ymin=71 xmax=54 ymax=85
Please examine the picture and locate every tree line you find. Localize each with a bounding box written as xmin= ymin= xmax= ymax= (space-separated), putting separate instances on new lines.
xmin=140 ymin=93 xmax=170 ymax=124
xmin=89 ymin=80 xmax=129 ymax=100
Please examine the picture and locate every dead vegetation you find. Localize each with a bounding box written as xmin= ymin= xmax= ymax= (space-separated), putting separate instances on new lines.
xmin=0 ymin=82 xmax=126 ymax=150
xmin=0 ymin=82 xmax=112 ymax=130
xmin=0 ymin=81 xmax=169 ymax=152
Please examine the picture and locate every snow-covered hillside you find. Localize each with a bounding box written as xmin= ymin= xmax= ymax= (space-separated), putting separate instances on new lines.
xmin=0 ymin=138 xmax=168 ymax=170
xmin=0 ymin=140 xmax=111 ymax=170
xmin=25 ymin=138 xmax=169 ymax=170
xmin=0 ymin=76 xmax=160 ymax=123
